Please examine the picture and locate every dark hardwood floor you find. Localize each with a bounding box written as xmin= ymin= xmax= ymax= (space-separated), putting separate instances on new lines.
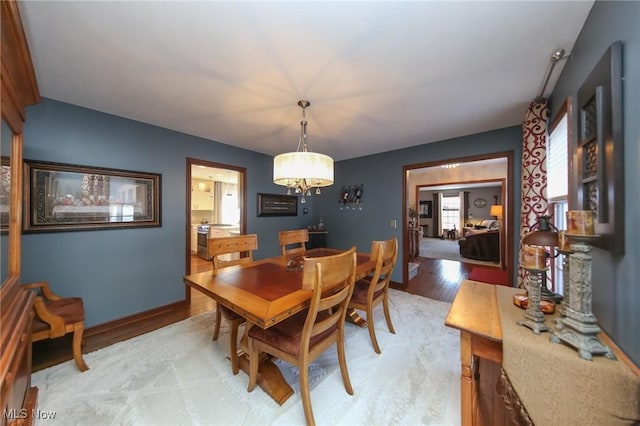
xmin=32 ymin=255 xmax=472 ymax=371
xmin=391 ymin=256 xmax=473 ymax=303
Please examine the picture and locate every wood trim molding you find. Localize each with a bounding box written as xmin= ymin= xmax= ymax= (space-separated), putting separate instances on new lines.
xmin=1 ymin=1 xmax=41 ymax=424
xmin=403 ymin=151 xmax=515 ymax=285
xmin=84 ymin=300 xmax=189 ymax=338
xmin=1 ymin=0 xmax=40 ymax=127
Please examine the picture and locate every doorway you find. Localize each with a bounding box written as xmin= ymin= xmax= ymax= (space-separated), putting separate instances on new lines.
xmin=403 ymin=152 xmax=514 ymax=284
xmin=185 ymin=158 xmax=247 ymax=280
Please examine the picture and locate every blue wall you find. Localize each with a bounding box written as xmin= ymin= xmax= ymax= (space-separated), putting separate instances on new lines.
xmin=22 ymin=98 xmax=521 ymax=329
xmin=549 ymin=0 xmax=639 ymax=365
xmin=22 ymin=99 xmax=307 ymax=327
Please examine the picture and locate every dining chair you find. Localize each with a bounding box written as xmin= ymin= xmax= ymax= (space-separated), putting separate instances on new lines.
xmin=278 ymin=228 xmax=309 ymax=257
xmin=348 ymin=237 xmax=398 ymax=354
xmin=22 ymin=281 xmax=89 ymax=372
xmin=209 ymin=233 xmax=258 ymax=375
xmin=247 ymin=247 xmax=357 ymax=426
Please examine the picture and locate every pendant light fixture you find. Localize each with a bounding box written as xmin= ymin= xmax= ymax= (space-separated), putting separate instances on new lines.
xmin=273 ymin=100 xmax=334 ymax=203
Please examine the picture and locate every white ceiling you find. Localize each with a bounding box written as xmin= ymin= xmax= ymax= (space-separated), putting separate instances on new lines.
xmin=18 ymin=1 xmax=594 ymax=162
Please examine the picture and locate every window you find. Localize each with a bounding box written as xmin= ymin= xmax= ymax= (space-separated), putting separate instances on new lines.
xmin=440 ymin=194 xmax=460 ymax=234
xmin=547 ymin=106 xmax=569 ymax=294
xmin=547 ymin=114 xmax=568 ymax=200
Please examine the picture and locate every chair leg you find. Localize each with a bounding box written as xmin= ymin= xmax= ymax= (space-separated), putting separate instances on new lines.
xmin=72 ymin=323 xmax=89 ymax=372
xmin=382 ymin=293 xmax=396 ymax=334
xmin=212 ymin=308 xmax=222 ymax=341
xmin=337 ymin=327 xmax=354 ymax=395
xmin=299 ymin=364 xmax=316 ymax=426
xmin=366 ymin=304 xmax=381 ymax=354
xmin=229 ymin=319 xmax=241 ymax=375
xmin=247 ymin=338 xmax=258 ymax=392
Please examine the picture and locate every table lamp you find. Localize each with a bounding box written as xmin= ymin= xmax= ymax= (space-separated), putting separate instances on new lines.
xmin=489 ymin=204 xmax=503 ymax=219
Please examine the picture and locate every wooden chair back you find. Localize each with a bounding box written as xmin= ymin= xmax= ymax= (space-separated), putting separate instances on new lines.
xmin=208 ymin=234 xmax=258 ymax=273
xmin=368 ymin=237 xmax=398 ymax=294
xmin=348 ymin=237 xmax=398 ymax=354
xmin=247 ymin=246 xmax=357 ymax=426
xmin=279 ymin=229 xmax=309 ymax=256
xmin=301 ymin=246 xmax=357 ymax=343
xmin=207 ymin=234 xmax=258 ymax=374
xmin=22 ymin=281 xmax=89 ymax=371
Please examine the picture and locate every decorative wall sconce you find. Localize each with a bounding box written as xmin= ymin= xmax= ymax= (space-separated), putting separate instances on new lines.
xmin=338 ymin=185 xmax=363 ymax=211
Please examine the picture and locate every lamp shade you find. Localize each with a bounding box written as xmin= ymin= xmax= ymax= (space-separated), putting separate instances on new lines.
xmin=490 ymin=204 xmax=503 ymax=218
xmin=522 ymin=230 xmax=558 ymax=247
xmin=273 ymin=151 xmax=334 ymax=187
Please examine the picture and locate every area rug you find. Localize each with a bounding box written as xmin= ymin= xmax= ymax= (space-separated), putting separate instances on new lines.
xmin=468 ymin=267 xmax=509 ymax=286
xmin=419 ymin=237 xmax=498 ymax=268
xmin=32 ymin=289 xmax=461 ymax=426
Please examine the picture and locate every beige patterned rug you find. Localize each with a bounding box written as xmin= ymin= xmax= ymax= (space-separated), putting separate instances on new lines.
xmin=32 ymin=290 xmax=460 ymax=426
xmin=419 ymin=237 xmax=498 ymax=268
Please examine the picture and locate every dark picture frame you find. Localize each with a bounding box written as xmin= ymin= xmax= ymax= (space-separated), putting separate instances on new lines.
xmin=23 ymin=159 xmax=161 ymax=233
xmin=419 ymin=200 xmax=432 ymax=218
xmin=571 ymin=41 xmax=624 ymax=253
xmin=257 ymin=193 xmax=298 ymax=217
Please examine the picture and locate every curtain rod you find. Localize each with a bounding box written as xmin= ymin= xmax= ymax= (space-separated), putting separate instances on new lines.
xmin=535 ymin=48 xmax=570 ymax=101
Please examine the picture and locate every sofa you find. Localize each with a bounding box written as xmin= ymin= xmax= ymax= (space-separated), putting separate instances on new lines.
xmin=462 ymin=218 xmax=499 ymax=237
xmin=458 ymin=229 xmax=500 ymax=262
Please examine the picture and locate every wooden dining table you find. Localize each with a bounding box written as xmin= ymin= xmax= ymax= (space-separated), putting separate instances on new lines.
xmin=183 ymin=248 xmax=376 ymax=404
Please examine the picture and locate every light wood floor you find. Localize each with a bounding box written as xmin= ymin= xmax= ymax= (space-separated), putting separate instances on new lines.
xmin=32 ymin=254 xmax=471 ymax=371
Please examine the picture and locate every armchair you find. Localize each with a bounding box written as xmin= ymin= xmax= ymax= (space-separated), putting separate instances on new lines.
xmin=23 ymin=281 xmax=89 ymax=372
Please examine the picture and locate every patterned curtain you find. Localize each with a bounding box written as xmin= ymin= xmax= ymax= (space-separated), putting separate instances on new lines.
xmin=213 ymin=181 xmax=224 ymax=224
xmin=517 ymin=99 xmax=549 ymax=287
xmin=432 ymin=193 xmax=439 ymax=238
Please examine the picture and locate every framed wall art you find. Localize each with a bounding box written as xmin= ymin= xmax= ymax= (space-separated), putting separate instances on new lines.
xmin=571 ymin=41 xmax=623 ymax=253
xmin=419 ymin=200 xmax=432 ymax=218
xmin=23 ymin=160 xmax=161 ymax=232
xmin=257 ymin=193 xmax=298 ymax=217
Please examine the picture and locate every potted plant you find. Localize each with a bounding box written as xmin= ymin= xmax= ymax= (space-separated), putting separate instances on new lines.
xmin=408 ymin=205 xmax=418 ymax=226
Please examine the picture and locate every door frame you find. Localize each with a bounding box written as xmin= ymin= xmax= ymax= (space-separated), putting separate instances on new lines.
xmin=402 ymin=151 xmax=515 ymax=284
xmin=185 ymin=157 xmax=247 ymax=298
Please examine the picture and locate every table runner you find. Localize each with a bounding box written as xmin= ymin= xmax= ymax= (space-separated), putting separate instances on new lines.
xmin=496 ymin=286 xmax=640 ymax=425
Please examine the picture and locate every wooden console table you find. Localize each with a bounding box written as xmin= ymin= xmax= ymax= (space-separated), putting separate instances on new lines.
xmin=446 ymin=280 xmax=640 ymax=426
xmin=445 ymin=280 xmax=503 ymax=425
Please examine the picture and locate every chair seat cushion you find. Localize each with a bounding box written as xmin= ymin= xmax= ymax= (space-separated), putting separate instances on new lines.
xmin=32 ymin=297 xmax=84 ymax=333
xmin=350 ymin=279 xmax=384 ymax=305
xmin=218 ymin=305 xmax=244 ymax=322
xmin=248 ymin=310 xmax=335 ymax=356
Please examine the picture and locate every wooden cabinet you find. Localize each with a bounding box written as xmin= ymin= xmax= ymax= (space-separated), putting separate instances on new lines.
xmin=307 ymin=232 xmax=327 ymax=250
xmin=1 ymin=1 xmax=41 ymax=423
